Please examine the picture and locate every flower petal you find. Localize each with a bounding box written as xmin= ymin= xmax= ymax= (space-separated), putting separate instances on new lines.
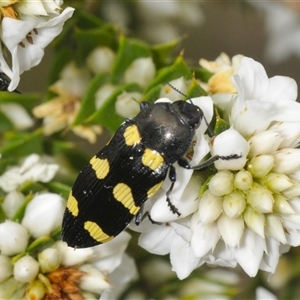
xmin=212 ymin=128 xmax=249 ymax=170
xmin=233 ymin=229 xmax=265 ymax=277
xmin=170 ymin=235 xmax=200 ymax=280
xmin=232 ymin=57 xmax=269 ymax=101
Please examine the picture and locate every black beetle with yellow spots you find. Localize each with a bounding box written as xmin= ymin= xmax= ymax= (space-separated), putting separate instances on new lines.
xmin=62 ymin=100 xmax=240 ymax=248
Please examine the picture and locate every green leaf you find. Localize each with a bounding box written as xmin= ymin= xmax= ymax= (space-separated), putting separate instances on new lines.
xmin=141 ymin=85 xmax=162 ymax=103
xmin=73 ymin=73 xmax=108 ymax=125
xmin=0 ymin=92 xmax=40 ymax=111
xmin=73 ymin=8 xmax=105 ymax=30
xmin=27 ymin=236 xmax=53 ymax=254
xmin=151 ymin=37 xmax=182 ymax=67
xmin=0 ymin=129 xmax=43 ymax=159
xmin=110 ymin=35 xmax=151 ymax=84
xmin=88 ymin=82 xmax=142 ymax=133
xmin=74 ymin=26 xmax=118 ymax=66
xmin=199 ymin=174 xmax=213 ymax=195
xmin=214 ymin=115 xmax=230 ymax=135
xmin=44 ymin=182 xmax=71 ymax=200
xmin=12 ymin=193 xmax=34 ymax=222
xmin=52 ymin=8 xmax=105 ymax=49
xmin=144 ymin=55 xmax=192 ymax=95
xmin=186 ymin=78 xmax=208 ymax=98
xmin=44 ymin=49 xmax=73 ymax=100
xmin=0 ymin=110 xmax=14 ymax=132
xmin=192 ymin=67 xmax=213 ymax=83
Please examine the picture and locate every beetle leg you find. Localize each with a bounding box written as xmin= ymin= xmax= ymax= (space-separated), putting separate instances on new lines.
xmin=166 ymin=165 xmax=181 ymax=216
xmin=135 ymin=205 xmax=144 ymax=226
xmin=135 ymin=207 xmax=162 ymax=225
xmin=178 ymin=153 xmax=242 ymax=171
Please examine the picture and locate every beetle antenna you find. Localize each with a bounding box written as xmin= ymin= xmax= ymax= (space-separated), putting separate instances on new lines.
xmin=166 ymin=82 xmax=215 ymax=137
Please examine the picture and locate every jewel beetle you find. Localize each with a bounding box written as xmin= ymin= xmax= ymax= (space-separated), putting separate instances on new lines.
xmin=62 ymin=98 xmax=240 ymax=248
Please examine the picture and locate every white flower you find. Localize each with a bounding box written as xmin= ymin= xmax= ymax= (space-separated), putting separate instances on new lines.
xmin=54 ymin=241 xmax=94 ymax=266
xmin=134 ymin=56 xmax=300 ymax=280
xmin=86 ymin=46 xmax=116 ymax=75
xmin=199 ymin=53 xmax=243 ymax=93
xmin=0 ymin=255 xmax=13 ymax=283
xmin=79 ymin=264 xmax=111 ymax=294
xmin=159 ymin=77 xmax=187 ymax=101
xmin=95 ymin=83 xmax=117 ymax=109
xmin=38 ymin=247 xmax=60 ymax=273
xmin=13 ymin=256 xmax=39 ymax=283
xmin=0 ymin=103 xmax=34 ymax=129
xmin=256 ymin=287 xmax=278 ymax=300
xmin=22 ymin=193 xmax=65 ymax=238
xmin=124 ymin=57 xmax=156 ymax=88
xmin=0 ymin=3 xmax=74 ymax=91
xmin=89 ymin=231 xmax=132 ymax=274
xmin=0 ymin=154 xmax=59 ymax=192
xmin=0 ymin=220 xmax=29 ymax=256
xmin=1 ymin=190 xmax=25 ymax=219
xmin=115 ymin=91 xmax=142 ymax=119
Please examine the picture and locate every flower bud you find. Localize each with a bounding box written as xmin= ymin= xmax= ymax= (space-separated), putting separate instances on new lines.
xmin=115 ymin=92 xmax=142 ymax=118
xmin=0 ymin=103 xmax=34 ymax=130
xmin=16 ymin=1 xmax=48 ymax=16
xmin=124 ymin=57 xmax=156 ymax=88
xmin=79 ymin=264 xmax=111 ymax=294
xmin=248 ymin=155 xmax=274 ymax=178
xmin=198 ymin=190 xmax=223 ymax=224
xmin=0 ymin=255 xmax=13 ymax=283
xmin=0 ymin=277 xmax=24 ymax=299
xmin=246 ymin=183 xmax=274 ymax=213
xmin=160 ymin=77 xmax=187 ymax=101
xmin=248 ymin=131 xmax=282 ymax=158
xmin=95 ymin=83 xmax=117 ymax=109
xmin=14 ymin=256 xmax=39 ymax=283
xmin=212 ymin=128 xmax=249 ymax=171
xmin=243 ymin=206 xmax=265 ymax=238
xmin=223 ymin=190 xmax=246 ymax=218
xmin=38 ymin=248 xmax=61 ymax=273
xmin=0 ymin=220 xmax=29 ymax=256
xmin=234 ymin=170 xmax=253 ymax=190
xmin=282 ymin=181 xmax=300 ymax=198
xmin=22 ymin=193 xmax=65 ymax=238
xmin=265 ymin=215 xmax=287 ymax=244
xmin=209 ymin=170 xmax=233 ymax=196
xmin=86 ymin=46 xmax=115 ymax=74
xmin=261 ymin=173 xmax=294 ymax=192
xmin=272 ymin=148 xmax=300 ymax=174
xmin=270 ymin=121 xmax=300 ymax=148
xmin=273 ymin=194 xmax=295 ymax=215
xmin=26 ymin=280 xmax=46 ymax=300
xmin=54 ymin=241 xmax=93 ymax=267
xmin=217 ymin=215 xmax=244 ymax=247
xmin=1 ymin=190 xmax=25 ymax=219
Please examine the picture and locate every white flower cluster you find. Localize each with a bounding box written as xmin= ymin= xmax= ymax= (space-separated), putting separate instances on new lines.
xmin=130 ymin=56 xmax=300 ymax=279
xmin=0 ymin=155 xmax=136 ymax=299
xmin=0 ymin=0 xmax=74 ymax=91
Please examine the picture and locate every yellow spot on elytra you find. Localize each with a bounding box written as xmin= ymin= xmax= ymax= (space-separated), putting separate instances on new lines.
xmin=124 ymin=125 xmax=141 ymax=146
xmin=84 ymin=221 xmax=114 ymax=243
xmin=90 ymin=156 xmax=110 ymax=179
xmin=147 ymin=182 xmax=163 ymax=198
xmin=113 ymin=183 xmax=140 ymax=215
xmin=142 ymin=148 xmax=164 ymax=171
xmin=66 ymin=192 xmax=79 ymax=217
